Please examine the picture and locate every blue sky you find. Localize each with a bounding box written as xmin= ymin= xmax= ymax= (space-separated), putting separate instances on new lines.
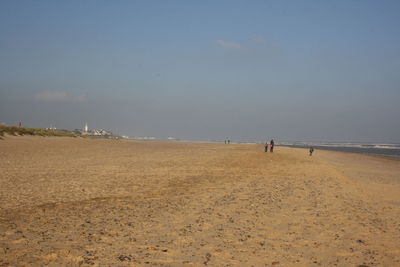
xmin=1 ymin=1 xmax=400 ymax=142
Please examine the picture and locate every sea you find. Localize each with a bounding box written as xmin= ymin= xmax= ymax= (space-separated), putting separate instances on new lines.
xmin=279 ymin=142 xmax=400 ymax=158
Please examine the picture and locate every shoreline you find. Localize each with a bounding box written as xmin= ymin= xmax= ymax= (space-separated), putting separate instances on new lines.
xmin=280 ymin=144 xmax=400 ymax=159
xmin=281 ymin=144 xmax=400 ymax=161
xmin=3 ymin=134 xmax=399 ymax=158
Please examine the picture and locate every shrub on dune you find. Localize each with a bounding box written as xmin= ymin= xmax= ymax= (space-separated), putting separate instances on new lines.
xmin=0 ymin=125 xmax=77 ymax=138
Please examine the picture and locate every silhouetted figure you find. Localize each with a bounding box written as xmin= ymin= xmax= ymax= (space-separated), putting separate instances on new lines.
xmin=270 ymin=139 xmax=274 ymax=152
xmin=227 ymin=140 xmax=230 ymax=144
xmin=309 ymin=147 xmax=314 ymax=156
xmin=264 ymin=142 xmax=268 ymax=152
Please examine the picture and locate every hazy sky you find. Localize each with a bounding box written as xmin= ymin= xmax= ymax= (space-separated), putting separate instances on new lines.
xmin=1 ymin=1 xmax=400 ymax=142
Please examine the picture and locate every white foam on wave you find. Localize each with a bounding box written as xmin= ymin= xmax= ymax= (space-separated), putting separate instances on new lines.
xmin=279 ymin=142 xmax=400 ymax=150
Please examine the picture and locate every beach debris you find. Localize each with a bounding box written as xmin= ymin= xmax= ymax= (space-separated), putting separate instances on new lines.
xmin=83 ymin=250 xmax=98 ymax=265
xmin=117 ymin=254 xmax=132 ymax=261
xmin=203 ymin=252 xmax=212 ymax=265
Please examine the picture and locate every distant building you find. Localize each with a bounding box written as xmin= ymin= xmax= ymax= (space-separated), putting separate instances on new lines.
xmin=91 ymin=129 xmax=113 ymax=136
xmin=76 ymin=123 xmax=118 ymax=138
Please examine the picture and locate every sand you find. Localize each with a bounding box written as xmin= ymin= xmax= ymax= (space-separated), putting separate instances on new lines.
xmin=0 ymin=136 xmax=399 ymax=266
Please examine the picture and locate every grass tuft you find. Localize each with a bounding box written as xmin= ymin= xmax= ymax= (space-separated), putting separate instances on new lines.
xmin=0 ymin=125 xmax=77 ymax=138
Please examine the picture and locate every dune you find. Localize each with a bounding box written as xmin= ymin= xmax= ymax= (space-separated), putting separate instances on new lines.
xmin=1 ymin=136 xmax=399 ymax=266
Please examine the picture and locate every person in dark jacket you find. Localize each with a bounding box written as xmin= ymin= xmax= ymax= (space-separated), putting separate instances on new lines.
xmin=270 ymin=139 xmax=274 ymax=152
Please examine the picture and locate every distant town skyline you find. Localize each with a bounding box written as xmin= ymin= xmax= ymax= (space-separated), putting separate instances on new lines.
xmin=1 ymin=1 xmax=400 ymax=142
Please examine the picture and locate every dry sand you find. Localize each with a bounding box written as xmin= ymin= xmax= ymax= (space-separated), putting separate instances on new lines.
xmin=0 ymin=136 xmax=399 ymax=266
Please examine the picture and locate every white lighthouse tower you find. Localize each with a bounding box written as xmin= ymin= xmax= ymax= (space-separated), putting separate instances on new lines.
xmin=84 ymin=123 xmax=88 ymax=133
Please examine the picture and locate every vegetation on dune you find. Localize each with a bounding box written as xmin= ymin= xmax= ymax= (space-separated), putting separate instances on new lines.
xmin=0 ymin=125 xmax=77 ymax=138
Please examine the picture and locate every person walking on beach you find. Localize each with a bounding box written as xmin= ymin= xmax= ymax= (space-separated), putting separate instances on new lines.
xmin=270 ymin=139 xmax=275 ymax=152
xmin=264 ymin=141 xmax=269 ymax=152
xmin=309 ymin=147 xmax=314 ymax=156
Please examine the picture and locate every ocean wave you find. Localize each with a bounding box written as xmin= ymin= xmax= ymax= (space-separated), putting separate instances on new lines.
xmin=279 ymin=142 xmax=400 ymax=150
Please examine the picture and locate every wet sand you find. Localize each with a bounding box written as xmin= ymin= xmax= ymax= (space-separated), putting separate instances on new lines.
xmin=1 ymin=136 xmax=399 ymax=266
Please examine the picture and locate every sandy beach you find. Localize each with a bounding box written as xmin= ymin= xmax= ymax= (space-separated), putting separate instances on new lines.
xmin=0 ymin=136 xmax=399 ymax=266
